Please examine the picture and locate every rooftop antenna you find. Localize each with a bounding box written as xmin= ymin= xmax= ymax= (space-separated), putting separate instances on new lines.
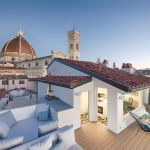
xmin=73 ymin=23 xmax=75 ymax=30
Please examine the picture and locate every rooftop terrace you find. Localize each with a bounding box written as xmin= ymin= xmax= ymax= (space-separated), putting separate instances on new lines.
xmin=75 ymin=122 xmax=150 ymax=150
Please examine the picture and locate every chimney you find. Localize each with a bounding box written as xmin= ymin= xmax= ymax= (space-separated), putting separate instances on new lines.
xmin=121 ymin=63 xmax=134 ymax=73
xmin=48 ymin=73 xmax=51 ymax=81
xmin=98 ymin=62 xmax=101 ymax=70
xmin=102 ymin=59 xmax=109 ymax=67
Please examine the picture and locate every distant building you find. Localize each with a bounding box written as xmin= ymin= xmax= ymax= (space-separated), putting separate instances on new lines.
xmin=0 ymin=62 xmax=26 ymax=75
xmin=0 ymin=75 xmax=35 ymax=92
xmin=0 ymin=26 xmax=81 ymax=78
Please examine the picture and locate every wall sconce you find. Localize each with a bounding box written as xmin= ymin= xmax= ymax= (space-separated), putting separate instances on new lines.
xmin=74 ymin=92 xmax=81 ymax=96
xmin=119 ymin=95 xmax=125 ymax=100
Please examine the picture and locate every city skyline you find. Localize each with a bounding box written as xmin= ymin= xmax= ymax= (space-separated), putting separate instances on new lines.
xmin=0 ymin=0 xmax=150 ymax=69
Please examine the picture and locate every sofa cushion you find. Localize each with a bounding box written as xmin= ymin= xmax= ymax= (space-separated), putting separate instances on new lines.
xmin=1 ymin=98 xmax=8 ymax=103
xmin=8 ymin=117 xmax=53 ymax=144
xmin=0 ymin=111 xmax=17 ymax=127
xmin=29 ymin=135 xmax=52 ymax=150
xmin=0 ymin=136 xmax=24 ymax=150
xmin=49 ymin=140 xmax=65 ymax=150
xmin=58 ymin=126 xmax=75 ymax=150
xmin=0 ymin=121 xmax=10 ymax=139
xmin=0 ymin=101 xmax=7 ymax=109
xmin=35 ymin=105 xmax=49 ymax=119
xmin=38 ymin=111 xmax=48 ymax=122
xmin=38 ymin=120 xmax=58 ymax=137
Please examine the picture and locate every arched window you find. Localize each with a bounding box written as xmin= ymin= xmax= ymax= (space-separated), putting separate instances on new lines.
xmin=45 ymin=61 xmax=48 ymax=65
xmin=28 ymin=64 xmax=30 ymax=67
xmin=70 ymin=44 xmax=73 ymax=49
xmin=22 ymin=65 xmax=24 ymax=68
xmin=76 ymin=44 xmax=79 ymax=50
xmin=36 ymin=62 xmax=38 ymax=66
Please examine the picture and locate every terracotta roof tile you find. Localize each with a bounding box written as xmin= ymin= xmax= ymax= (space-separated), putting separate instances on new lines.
xmin=56 ymin=58 xmax=150 ymax=89
xmin=1 ymin=37 xmax=36 ymax=57
xmin=38 ymin=76 xmax=91 ymax=86
xmin=0 ymin=75 xmax=28 ymax=80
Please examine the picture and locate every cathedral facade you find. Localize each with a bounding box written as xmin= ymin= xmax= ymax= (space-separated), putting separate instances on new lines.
xmin=0 ymin=26 xmax=81 ymax=78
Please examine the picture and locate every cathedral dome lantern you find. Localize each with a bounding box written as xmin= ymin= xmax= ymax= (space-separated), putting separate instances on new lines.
xmin=1 ymin=26 xmax=37 ymax=62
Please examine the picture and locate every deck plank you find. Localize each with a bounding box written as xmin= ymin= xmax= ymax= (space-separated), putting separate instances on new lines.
xmin=75 ymin=122 xmax=150 ymax=150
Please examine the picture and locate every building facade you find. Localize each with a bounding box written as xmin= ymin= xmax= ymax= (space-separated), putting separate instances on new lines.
xmin=67 ymin=30 xmax=81 ymax=61
xmin=0 ymin=26 xmax=80 ymax=78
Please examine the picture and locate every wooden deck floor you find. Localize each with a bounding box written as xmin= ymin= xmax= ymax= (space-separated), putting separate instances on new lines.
xmin=74 ymin=122 xmax=150 ymax=150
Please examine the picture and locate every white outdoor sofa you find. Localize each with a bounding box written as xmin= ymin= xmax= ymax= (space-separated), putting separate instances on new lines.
xmin=9 ymin=90 xmax=29 ymax=97
xmin=0 ymin=104 xmax=57 ymax=144
xmin=11 ymin=125 xmax=82 ymax=150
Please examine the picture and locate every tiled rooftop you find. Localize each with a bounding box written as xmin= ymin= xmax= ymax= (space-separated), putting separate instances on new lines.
xmin=38 ymin=76 xmax=91 ymax=85
xmin=0 ymin=66 xmax=26 ymax=70
xmin=0 ymin=75 xmax=28 ymax=80
xmin=57 ymin=58 xmax=150 ymax=89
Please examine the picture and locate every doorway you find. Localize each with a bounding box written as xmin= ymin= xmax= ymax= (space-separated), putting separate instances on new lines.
xmin=98 ymin=88 xmax=107 ymax=126
xmin=80 ymin=91 xmax=89 ymax=125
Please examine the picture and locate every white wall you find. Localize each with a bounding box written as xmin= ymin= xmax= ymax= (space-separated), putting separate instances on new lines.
xmin=51 ymin=85 xmax=73 ymax=106
xmin=107 ymin=88 xmax=119 ymax=133
xmin=74 ymin=82 xmax=94 ymax=122
xmin=58 ymin=96 xmax=80 ymax=129
xmin=49 ymin=106 xmax=58 ymax=120
xmin=93 ymin=77 xmax=125 ymax=95
xmin=38 ymin=82 xmax=48 ymax=97
xmin=80 ymin=91 xmax=88 ymax=115
xmin=28 ymin=82 xmax=35 ymax=91
xmin=121 ymin=68 xmax=134 ymax=73
xmin=0 ymin=79 xmax=28 ymax=91
xmin=143 ymin=89 xmax=149 ymax=104
xmin=48 ymin=61 xmax=88 ymax=76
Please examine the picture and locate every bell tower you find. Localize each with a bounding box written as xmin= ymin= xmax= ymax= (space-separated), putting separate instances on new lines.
xmin=67 ymin=29 xmax=81 ymax=61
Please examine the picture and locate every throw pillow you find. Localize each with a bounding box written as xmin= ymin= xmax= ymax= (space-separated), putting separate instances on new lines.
xmin=0 ymin=101 xmax=7 ymax=109
xmin=140 ymin=118 xmax=150 ymax=127
xmin=38 ymin=120 xmax=58 ymax=137
xmin=57 ymin=126 xmax=75 ymax=149
xmin=35 ymin=105 xmax=49 ymax=119
xmin=29 ymin=135 xmax=52 ymax=150
xmin=145 ymin=125 xmax=150 ymax=132
xmin=0 ymin=136 xmax=24 ymax=149
xmin=49 ymin=140 xmax=65 ymax=150
xmin=0 ymin=121 xmax=10 ymax=138
xmin=0 ymin=111 xmax=17 ymax=127
xmin=38 ymin=111 xmax=48 ymax=122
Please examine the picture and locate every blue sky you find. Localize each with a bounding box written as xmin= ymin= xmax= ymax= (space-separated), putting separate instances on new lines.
xmin=0 ymin=0 xmax=150 ymax=69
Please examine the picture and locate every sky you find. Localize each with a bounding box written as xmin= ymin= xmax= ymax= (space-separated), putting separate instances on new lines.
xmin=0 ymin=0 xmax=150 ymax=69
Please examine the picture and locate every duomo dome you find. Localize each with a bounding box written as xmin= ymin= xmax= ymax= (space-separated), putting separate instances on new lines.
xmin=1 ymin=26 xmax=37 ymax=62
